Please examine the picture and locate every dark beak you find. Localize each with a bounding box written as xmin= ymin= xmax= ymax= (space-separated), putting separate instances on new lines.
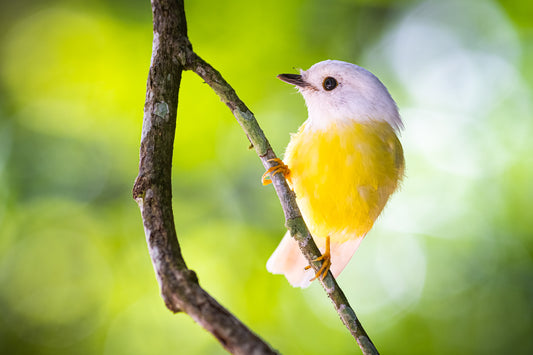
xmin=277 ymin=73 xmax=308 ymax=87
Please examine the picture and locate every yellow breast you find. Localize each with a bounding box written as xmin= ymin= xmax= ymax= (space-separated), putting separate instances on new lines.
xmin=284 ymin=120 xmax=404 ymax=243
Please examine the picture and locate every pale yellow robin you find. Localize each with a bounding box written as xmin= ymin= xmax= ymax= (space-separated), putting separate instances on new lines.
xmin=263 ymin=60 xmax=404 ymax=288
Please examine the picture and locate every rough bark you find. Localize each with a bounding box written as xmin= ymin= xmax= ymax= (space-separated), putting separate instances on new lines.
xmin=133 ymin=0 xmax=278 ymax=354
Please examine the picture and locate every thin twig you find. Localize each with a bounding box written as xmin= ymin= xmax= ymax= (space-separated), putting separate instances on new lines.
xmin=133 ymin=0 xmax=278 ymax=354
xmin=180 ymin=50 xmax=379 ymax=355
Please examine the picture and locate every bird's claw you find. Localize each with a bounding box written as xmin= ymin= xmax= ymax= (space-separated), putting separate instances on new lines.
xmin=304 ymin=236 xmax=332 ymax=281
xmin=262 ymin=158 xmax=290 ymax=185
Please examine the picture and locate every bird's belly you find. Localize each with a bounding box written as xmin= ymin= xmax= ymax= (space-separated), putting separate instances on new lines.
xmin=285 ymin=122 xmax=403 ymax=243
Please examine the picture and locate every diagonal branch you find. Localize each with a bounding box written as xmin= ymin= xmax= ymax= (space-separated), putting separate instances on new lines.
xmin=181 ymin=51 xmax=379 ymax=355
xmin=133 ymin=0 xmax=278 ymax=354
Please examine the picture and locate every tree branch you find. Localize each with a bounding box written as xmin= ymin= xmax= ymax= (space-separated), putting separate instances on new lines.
xmin=181 ymin=50 xmax=379 ymax=355
xmin=134 ymin=0 xmax=379 ymax=354
xmin=133 ymin=0 xmax=278 ymax=354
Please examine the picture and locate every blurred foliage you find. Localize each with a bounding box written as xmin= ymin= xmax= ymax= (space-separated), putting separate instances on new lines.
xmin=0 ymin=0 xmax=532 ymax=354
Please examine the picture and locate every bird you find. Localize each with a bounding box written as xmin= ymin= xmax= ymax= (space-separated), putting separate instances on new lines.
xmin=263 ymin=60 xmax=404 ymax=288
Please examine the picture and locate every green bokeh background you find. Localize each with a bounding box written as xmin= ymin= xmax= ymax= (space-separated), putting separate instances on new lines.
xmin=1 ymin=0 xmax=532 ymax=354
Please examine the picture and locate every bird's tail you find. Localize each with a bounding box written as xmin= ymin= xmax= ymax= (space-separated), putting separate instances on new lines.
xmin=266 ymin=231 xmax=364 ymax=288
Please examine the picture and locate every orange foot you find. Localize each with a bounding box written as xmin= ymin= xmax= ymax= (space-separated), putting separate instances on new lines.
xmin=262 ymin=158 xmax=290 ymax=185
xmin=305 ymin=236 xmax=332 ymax=281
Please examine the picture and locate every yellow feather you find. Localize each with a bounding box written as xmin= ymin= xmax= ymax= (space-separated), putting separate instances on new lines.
xmin=284 ymin=120 xmax=404 ymax=244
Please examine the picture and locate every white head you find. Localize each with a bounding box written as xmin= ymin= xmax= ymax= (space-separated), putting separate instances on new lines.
xmin=278 ymin=60 xmax=403 ymax=131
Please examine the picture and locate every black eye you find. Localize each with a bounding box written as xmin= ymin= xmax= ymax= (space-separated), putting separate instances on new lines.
xmin=322 ymin=76 xmax=338 ymax=91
